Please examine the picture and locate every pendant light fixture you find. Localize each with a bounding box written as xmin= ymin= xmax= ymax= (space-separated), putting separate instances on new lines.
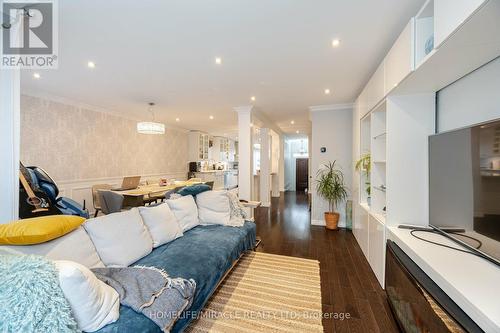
xmin=137 ymin=102 xmax=165 ymax=135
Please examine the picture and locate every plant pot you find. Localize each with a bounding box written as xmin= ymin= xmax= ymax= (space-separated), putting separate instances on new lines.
xmin=324 ymin=212 xmax=340 ymax=230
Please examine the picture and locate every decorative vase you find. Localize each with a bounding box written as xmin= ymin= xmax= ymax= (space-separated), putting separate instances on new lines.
xmin=324 ymin=212 xmax=340 ymax=230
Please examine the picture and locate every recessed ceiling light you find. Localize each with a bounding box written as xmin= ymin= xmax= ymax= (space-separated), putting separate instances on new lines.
xmin=175 ymin=118 xmax=180 ymax=122
xmin=87 ymin=61 xmax=96 ymax=68
xmin=209 ymin=115 xmax=214 ymax=120
xmin=296 ymin=130 xmax=300 ymax=134
xmin=331 ymin=39 xmax=341 ymax=47
xmin=290 ymin=120 xmax=295 ymax=125
xmin=250 ymin=96 xmax=256 ymax=102
xmin=215 ymin=57 xmax=222 ymax=65
xmin=324 ymin=88 xmax=331 ymax=95
xmin=33 ymin=73 xmax=41 ymax=79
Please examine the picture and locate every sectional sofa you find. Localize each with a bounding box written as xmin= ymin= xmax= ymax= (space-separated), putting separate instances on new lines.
xmin=0 ymin=190 xmax=257 ymax=332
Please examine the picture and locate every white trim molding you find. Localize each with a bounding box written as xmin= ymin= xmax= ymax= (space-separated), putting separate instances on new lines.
xmin=0 ymin=69 xmax=21 ymax=223
xmin=309 ymin=103 xmax=354 ymax=113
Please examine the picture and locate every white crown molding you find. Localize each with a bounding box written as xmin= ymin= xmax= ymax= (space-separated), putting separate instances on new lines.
xmin=308 ymin=103 xmax=354 ymax=113
xmin=21 ymin=89 xmax=190 ymax=133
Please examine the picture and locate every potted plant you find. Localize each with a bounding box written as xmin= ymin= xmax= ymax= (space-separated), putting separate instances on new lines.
xmin=355 ymin=153 xmax=371 ymax=203
xmin=316 ymin=161 xmax=348 ymax=230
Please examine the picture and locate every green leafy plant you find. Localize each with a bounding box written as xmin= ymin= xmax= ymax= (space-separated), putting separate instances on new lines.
xmin=355 ymin=153 xmax=371 ymax=196
xmin=316 ymin=161 xmax=348 ymax=213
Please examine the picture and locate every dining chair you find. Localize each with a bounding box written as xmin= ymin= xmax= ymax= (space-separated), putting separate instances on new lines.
xmin=97 ymin=190 xmax=124 ymax=215
xmin=92 ymin=184 xmax=113 ymax=217
xmin=188 ymin=177 xmax=202 ymax=182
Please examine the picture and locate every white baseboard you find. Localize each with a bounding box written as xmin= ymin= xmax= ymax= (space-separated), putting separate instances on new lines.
xmin=311 ymin=219 xmax=325 ymax=226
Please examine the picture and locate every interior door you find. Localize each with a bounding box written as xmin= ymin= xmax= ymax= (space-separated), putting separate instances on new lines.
xmin=296 ymin=158 xmax=309 ymax=192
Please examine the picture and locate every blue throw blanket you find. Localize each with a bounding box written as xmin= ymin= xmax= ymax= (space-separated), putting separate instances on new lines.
xmin=92 ymin=266 xmax=196 ymax=332
xmin=0 ymin=255 xmax=78 ymax=333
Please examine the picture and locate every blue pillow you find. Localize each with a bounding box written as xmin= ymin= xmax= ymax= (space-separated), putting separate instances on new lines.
xmin=177 ymin=184 xmax=211 ymax=197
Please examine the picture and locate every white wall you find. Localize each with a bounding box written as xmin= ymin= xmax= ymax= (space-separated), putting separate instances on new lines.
xmin=310 ymin=107 xmax=353 ymax=226
xmin=438 ymin=57 xmax=500 ymax=132
xmin=284 ymin=138 xmax=309 ymax=191
xmin=20 ymin=94 xmax=189 ymax=215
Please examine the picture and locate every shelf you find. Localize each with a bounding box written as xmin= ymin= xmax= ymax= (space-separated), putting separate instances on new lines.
xmin=373 ymin=186 xmax=387 ymax=193
xmin=393 ymin=0 xmax=500 ymax=95
xmin=360 ymin=202 xmax=371 ymax=212
xmin=373 ymin=160 xmax=386 ymax=164
xmin=370 ymin=212 xmax=386 ymax=224
xmin=373 ymin=132 xmax=387 ymax=140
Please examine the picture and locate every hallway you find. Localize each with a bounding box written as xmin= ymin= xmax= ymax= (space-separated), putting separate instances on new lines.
xmin=254 ymin=191 xmax=398 ymax=333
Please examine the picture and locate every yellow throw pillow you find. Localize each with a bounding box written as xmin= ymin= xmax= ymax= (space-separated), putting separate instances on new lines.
xmin=0 ymin=215 xmax=85 ymax=245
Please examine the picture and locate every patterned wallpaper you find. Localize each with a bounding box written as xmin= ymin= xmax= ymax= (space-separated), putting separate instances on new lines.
xmin=20 ymin=95 xmax=189 ymax=182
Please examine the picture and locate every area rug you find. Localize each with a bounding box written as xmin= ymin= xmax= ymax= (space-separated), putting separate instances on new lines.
xmin=185 ymin=251 xmax=323 ymax=332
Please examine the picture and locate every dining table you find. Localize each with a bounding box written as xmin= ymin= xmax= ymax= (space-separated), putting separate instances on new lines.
xmin=112 ymin=180 xmax=203 ymax=207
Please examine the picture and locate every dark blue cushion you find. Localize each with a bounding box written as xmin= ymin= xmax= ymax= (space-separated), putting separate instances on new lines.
xmin=96 ymin=222 xmax=256 ymax=333
xmin=177 ymin=184 xmax=211 ymax=197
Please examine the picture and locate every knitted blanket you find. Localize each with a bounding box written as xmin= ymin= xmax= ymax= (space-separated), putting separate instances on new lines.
xmin=0 ymin=255 xmax=79 ymax=333
xmin=92 ymin=266 xmax=196 ymax=333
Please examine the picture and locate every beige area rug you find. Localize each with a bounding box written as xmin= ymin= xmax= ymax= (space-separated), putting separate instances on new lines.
xmin=185 ymin=251 xmax=323 ymax=333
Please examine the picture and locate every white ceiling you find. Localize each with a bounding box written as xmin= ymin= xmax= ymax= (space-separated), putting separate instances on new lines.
xmin=21 ymin=0 xmax=424 ymax=136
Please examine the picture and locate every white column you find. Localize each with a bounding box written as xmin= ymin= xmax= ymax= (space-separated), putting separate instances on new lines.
xmin=259 ymin=128 xmax=271 ymax=207
xmin=278 ymin=135 xmax=285 ymax=193
xmin=234 ymin=106 xmax=253 ymax=202
xmin=0 ymin=69 xmax=21 ymax=223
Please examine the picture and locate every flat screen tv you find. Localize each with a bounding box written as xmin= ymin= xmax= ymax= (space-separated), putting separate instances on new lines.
xmin=429 ymin=118 xmax=500 ymax=266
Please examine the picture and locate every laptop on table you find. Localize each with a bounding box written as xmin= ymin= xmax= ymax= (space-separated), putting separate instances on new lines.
xmin=112 ymin=176 xmax=141 ymax=191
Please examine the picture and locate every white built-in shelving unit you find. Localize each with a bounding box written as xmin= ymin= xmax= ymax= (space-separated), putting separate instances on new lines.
xmin=352 ymin=0 xmax=498 ymax=291
xmin=415 ymin=0 xmax=435 ymax=67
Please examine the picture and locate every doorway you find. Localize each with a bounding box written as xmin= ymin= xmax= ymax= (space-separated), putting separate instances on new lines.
xmin=295 ymin=158 xmax=309 ymax=192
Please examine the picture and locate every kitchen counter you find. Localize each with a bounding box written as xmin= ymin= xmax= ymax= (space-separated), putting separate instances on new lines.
xmin=195 ymin=170 xmax=237 ymax=173
xmin=193 ymin=170 xmax=238 ymax=190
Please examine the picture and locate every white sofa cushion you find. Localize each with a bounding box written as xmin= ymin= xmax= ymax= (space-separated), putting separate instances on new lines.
xmin=166 ymin=195 xmax=199 ymax=232
xmin=54 ymin=260 xmax=120 ymax=332
xmin=138 ymin=203 xmax=183 ymax=247
xmin=196 ymin=191 xmax=230 ymax=225
xmin=83 ymin=208 xmax=153 ymax=267
xmin=0 ymin=226 xmax=104 ymax=268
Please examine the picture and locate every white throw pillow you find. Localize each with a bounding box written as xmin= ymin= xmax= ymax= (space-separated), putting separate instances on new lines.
xmin=0 ymin=227 xmax=104 ymax=268
xmin=54 ymin=260 xmax=120 ymax=332
xmin=138 ymin=203 xmax=183 ymax=247
xmin=166 ymin=195 xmax=199 ymax=232
xmin=196 ymin=190 xmax=231 ymax=225
xmin=83 ymin=208 xmax=153 ymax=267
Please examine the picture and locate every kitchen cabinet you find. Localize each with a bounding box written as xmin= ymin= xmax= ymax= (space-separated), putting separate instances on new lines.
xmin=368 ymin=215 xmax=386 ymax=287
xmin=194 ymin=171 xmax=225 ymax=190
xmin=384 ymin=19 xmax=414 ymax=94
xmin=354 ymin=203 xmax=370 ymax=259
xmin=188 ymin=131 xmax=210 ymax=161
xmin=434 ymin=0 xmax=486 ymax=48
xmin=363 ymin=62 xmax=385 ymax=113
xmin=219 ymin=138 xmax=230 ymax=161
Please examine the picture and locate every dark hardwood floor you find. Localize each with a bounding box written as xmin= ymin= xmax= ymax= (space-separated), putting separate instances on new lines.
xmin=254 ymin=191 xmax=399 ymax=333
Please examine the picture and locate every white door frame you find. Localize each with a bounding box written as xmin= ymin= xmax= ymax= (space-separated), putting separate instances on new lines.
xmin=0 ymin=68 xmax=21 ymax=223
